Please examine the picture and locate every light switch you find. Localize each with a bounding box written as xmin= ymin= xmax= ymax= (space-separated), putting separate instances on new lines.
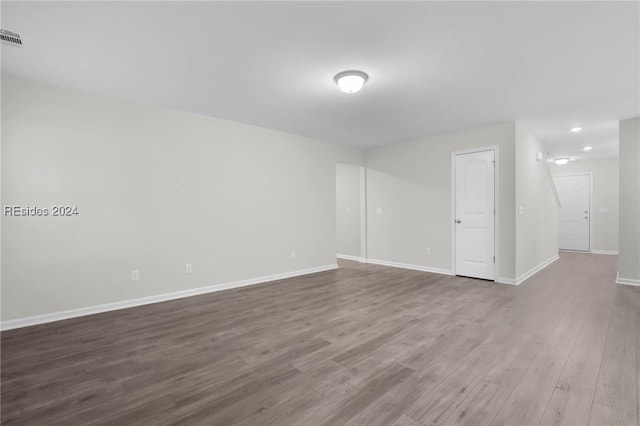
xmin=376 ymin=207 xmax=383 ymax=215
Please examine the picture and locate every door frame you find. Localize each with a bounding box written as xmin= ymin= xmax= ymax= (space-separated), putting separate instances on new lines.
xmin=552 ymin=172 xmax=593 ymax=253
xmin=450 ymin=145 xmax=499 ymax=280
xmin=360 ymin=166 xmax=367 ymax=259
xmin=335 ymin=162 xmax=367 ymax=262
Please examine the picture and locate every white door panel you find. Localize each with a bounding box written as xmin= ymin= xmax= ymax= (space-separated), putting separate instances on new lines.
xmin=455 ymin=150 xmax=495 ymax=280
xmin=553 ymin=174 xmax=590 ymax=251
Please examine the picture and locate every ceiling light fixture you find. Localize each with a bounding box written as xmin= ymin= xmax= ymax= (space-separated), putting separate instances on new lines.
xmin=0 ymin=29 xmax=22 ymax=46
xmin=583 ymin=146 xmax=593 ymax=151
xmin=570 ymin=127 xmax=582 ymax=133
xmin=554 ymin=157 xmax=570 ymax=165
xmin=334 ymin=70 xmax=368 ymax=94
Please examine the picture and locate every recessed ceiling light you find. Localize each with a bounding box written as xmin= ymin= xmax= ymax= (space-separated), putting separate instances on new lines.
xmin=334 ymin=70 xmax=368 ymax=94
xmin=554 ymin=157 xmax=570 ymax=165
xmin=583 ymin=146 xmax=593 ymax=151
xmin=570 ymin=127 xmax=582 ymax=133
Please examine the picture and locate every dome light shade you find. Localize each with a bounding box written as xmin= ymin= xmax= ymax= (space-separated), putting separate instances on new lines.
xmin=554 ymin=158 xmax=570 ymax=165
xmin=334 ymin=70 xmax=368 ymax=93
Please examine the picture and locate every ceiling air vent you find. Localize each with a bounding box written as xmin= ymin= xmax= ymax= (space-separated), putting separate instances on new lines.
xmin=1 ymin=29 xmax=22 ymax=46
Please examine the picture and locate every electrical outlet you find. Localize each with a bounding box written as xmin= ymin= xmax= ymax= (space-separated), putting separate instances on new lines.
xmin=186 ymin=263 xmax=192 ymax=274
xmin=376 ymin=207 xmax=383 ymax=215
xmin=132 ymin=270 xmax=140 ymax=281
xmin=290 ymin=250 xmax=297 ymax=259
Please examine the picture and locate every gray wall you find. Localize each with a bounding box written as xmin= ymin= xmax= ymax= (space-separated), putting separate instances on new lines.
xmin=365 ymin=123 xmax=517 ymax=280
xmin=2 ymin=75 xmax=579 ymax=323
xmin=618 ymin=117 xmax=640 ymax=283
xmin=550 ymin=158 xmax=619 ymax=253
xmin=336 ymin=163 xmax=363 ymax=258
xmin=515 ymin=125 xmax=560 ymax=278
xmin=1 ymin=75 xmax=364 ymax=321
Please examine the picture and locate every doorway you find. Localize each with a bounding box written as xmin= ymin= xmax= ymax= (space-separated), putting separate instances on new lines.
xmin=336 ymin=163 xmax=366 ymax=262
xmin=553 ymin=173 xmax=591 ymax=251
xmin=453 ymin=149 xmax=496 ymax=280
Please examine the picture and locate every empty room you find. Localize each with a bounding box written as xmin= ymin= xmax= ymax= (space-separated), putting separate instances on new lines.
xmin=1 ymin=1 xmax=639 ymax=425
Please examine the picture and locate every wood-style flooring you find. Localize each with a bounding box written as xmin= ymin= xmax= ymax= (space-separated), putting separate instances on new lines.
xmin=1 ymin=252 xmax=638 ymax=425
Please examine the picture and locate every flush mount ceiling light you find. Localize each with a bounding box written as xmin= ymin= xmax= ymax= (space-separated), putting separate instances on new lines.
xmin=583 ymin=146 xmax=593 ymax=151
xmin=554 ymin=157 xmax=570 ymax=165
xmin=570 ymin=127 xmax=582 ymax=133
xmin=334 ymin=70 xmax=368 ymax=94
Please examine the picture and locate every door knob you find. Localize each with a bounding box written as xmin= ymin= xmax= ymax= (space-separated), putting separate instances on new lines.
xmin=456 ymin=219 xmax=462 ymax=224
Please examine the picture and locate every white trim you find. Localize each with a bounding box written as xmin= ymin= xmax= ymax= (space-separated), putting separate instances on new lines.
xmin=337 ymin=254 xmax=366 ymax=263
xmin=495 ymin=277 xmax=518 ymax=285
xmin=365 ymin=258 xmax=454 ymax=276
xmin=451 ymin=153 xmax=455 ymax=276
xmin=496 ymin=254 xmax=559 ymax=286
xmin=0 ymin=264 xmax=338 ymax=331
xmin=616 ymin=272 xmax=640 ymax=286
xmin=451 ymin=145 xmax=500 ymax=280
xmin=552 ymin=172 xmax=593 ymax=252
xmin=494 ymin=147 xmax=500 ymax=281
xmin=591 ymin=250 xmax=619 ymax=255
xmin=516 ymin=254 xmax=560 ymax=285
xmin=360 ymin=166 xmax=367 ymax=260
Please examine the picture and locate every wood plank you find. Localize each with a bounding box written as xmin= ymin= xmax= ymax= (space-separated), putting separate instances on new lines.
xmin=390 ymin=414 xmax=426 ymax=426
xmin=489 ymin=255 xmax=609 ymax=426
xmin=0 ymin=253 xmax=631 ymax=426
xmin=592 ymin=286 xmax=637 ymax=422
xmin=539 ymin=385 xmax=594 ymax=426
xmin=589 ymin=402 xmax=637 ymax=426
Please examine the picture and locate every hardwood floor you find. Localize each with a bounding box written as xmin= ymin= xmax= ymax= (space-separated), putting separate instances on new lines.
xmin=1 ymin=252 xmax=638 ymax=425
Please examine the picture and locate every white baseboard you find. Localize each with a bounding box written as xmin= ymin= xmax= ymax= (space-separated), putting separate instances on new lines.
xmin=365 ymin=258 xmax=454 ymax=276
xmin=591 ymin=250 xmax=619 ymax=255
xmin=337 ymin=254 xmax=366 ymax=263
xmin=495 ymin=277 xmax=518 ymax=285
xmin=495 ymin=254 xmax=559 ymax=286
xmin=512 ymin=254 xmax=560 ymax=285
xmin=616 ymin=272 xmax=640 ymax=286
xmin=0 ymin=264 xmax=338 ymax=331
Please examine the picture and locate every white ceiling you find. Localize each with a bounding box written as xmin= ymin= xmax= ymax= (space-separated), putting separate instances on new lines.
xmin=2 ymin=1 xmax=638 ymax=158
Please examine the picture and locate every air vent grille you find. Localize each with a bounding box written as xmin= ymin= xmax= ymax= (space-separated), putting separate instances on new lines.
xmin=1 ymin=29 xmax=22 ymax=46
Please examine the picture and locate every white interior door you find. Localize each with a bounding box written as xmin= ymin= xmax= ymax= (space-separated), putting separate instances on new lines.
xmin=553 ymin=174 xmax=590 ymax=251
xmin=455 ymin=150 xmax=495 ymax=280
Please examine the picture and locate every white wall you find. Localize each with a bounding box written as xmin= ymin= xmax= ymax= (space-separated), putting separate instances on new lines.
xmin=1 ymin=75 xmax=583 ymax=325
xmin=1 ymin=75 xmax=364 ymax=322
xmin=365 ymin=123 xmax=517 ymax=280
xmin=618 ymin=117 xmax=640 ymax=284
xmin=515 ymin=125 xmax=559 ymax=278
xmin=550 ymin=158 xmax=619 ymax=253
xmin=336 ymin=163 xmax=363 ymax=259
